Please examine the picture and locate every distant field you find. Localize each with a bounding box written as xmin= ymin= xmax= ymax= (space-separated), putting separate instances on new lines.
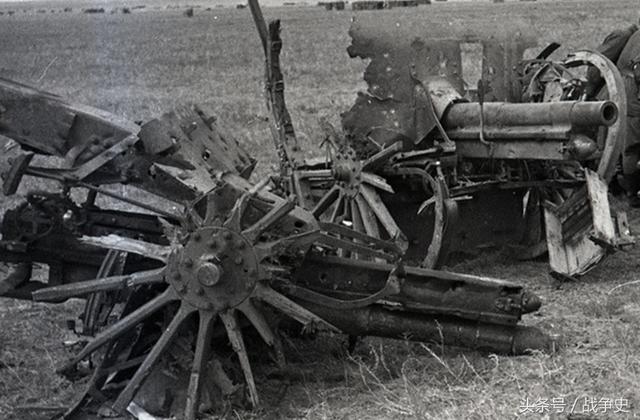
xmin=2 ymin=1 xmax=640 ymax=419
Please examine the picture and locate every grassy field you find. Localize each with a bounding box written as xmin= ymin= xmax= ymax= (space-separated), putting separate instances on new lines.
xmin=2 ymin=0 xmax=640 ymax=419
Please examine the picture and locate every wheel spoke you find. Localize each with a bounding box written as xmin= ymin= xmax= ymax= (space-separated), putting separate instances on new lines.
xmin=223 ymin=192 xmax=252 ymax=231
xmin=254 ymin=283 xmax=339 ymax=332
xmin=33 ymin=268 xmax=165 ymax=302
xmin=59 ymin=288 xmax=177 ymax=373
xmin=238 ymin=299 xmax=275 ymax=346
xmin=185 ymin=310 xmax=216 ymax=420
xmin=360 ymin=185 xmax=402 ymax=240
xmin=80 ymin=234 xmax=172 ymax=262
xmin=350 ymin=200 xmax=365 ymax=260
xmin=361 ymin=172 xmax=394 ymax=194
xmin=203 ymin=193 xmax=220 ymax=226
xmin=362 ymin=141 xmax=402 ymax=171
xmin=112 ymin=302 xmax=194 ymax=413
xmin=329 ymin=191 xmax=345 ymax=223
xmin=238 ymin=299 xmax=285 ymax=367
xmin=242 ymin=196 xmax=296 ymax=243
xmin=355 ymin=195 xmax=380 ymax=238
xmin=337 ymin=202 xmax=352 ymax=258
xmin=220 ymin=309 xmax=259 ymax=407
xmin=311 ymin=184 xmax=340 ymax=218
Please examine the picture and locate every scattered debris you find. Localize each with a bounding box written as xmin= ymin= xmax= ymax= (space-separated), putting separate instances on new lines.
xmin=83 ymin=7 xmax=105 ymax=14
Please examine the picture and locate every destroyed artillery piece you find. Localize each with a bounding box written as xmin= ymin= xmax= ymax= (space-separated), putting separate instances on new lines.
xmin=0 ymin=1 xmax=634 ymax=418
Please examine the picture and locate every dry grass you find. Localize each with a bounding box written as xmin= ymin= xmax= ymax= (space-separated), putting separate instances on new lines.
xmin=2 ymin=0 xmax=640 ymax=418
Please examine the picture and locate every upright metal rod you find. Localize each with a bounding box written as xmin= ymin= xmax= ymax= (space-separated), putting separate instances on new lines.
xmin=248 ymin=0 xmax=268 ymax=54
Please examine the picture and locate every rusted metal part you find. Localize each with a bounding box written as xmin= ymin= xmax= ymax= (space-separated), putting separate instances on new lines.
xmin=293 ymin=255 xmax=540 ymax=326
xmin=1 ymin=152 xmax=34 ymax=195
xmin=282 ymin=264 xmax=402 ymax=309
xmin=133 ymin=105 xmax=256 ymax=203
xmin=303 ymin=302 xmax=552 ymax=355
xmin=249 ymin=0 xmax=304 ymax=174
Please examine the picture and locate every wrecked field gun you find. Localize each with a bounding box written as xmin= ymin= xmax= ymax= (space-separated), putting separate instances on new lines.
xmin=0 ymin=1 xmax=634 ymax=418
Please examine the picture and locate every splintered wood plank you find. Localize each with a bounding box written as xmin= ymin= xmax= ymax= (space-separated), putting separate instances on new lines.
xmin=544 ymin=203 xmax=570 ymax=275
xmin=585 ymin=168 xmax=616 ymax=241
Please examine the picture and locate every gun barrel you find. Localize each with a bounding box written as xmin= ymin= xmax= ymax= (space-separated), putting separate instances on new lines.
xmin=441 ymin=101 xmax=618 ymax=160
xmin=444 ymin=100 xmax=617 ymax=132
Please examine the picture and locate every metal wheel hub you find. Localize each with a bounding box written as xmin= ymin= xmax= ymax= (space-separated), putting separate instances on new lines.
xmin=332 ymin=148 xmax=362 ymax=198
xmin=167 ymin=227 xmax=259 ymax=311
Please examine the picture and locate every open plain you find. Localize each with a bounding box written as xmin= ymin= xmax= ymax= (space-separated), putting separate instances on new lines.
xmin=1 ymin=0 xmax=640 ymax=418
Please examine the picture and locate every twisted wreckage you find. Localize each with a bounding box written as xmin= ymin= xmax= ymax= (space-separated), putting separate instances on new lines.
xmin=0 ymin=1 xmax=634 ymax=418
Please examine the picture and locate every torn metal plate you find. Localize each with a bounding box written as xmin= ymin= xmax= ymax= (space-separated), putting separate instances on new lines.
xmin=0 ymin=77 xmax=138 ymax=158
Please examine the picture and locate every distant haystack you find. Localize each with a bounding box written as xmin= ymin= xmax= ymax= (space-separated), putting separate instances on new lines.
xmin=83 ymin=7 xmax=105 ymax=14
xmin=386 ymin=0 xmax=418 ymax=8
xmin=353 ymin=0 xmax=424 ymax=10
xmin=236 ymin=3 xmax=247 ymax=8
xmin=324 ymin=1 xmax=345 ymax=10
xmin=184 ymin=7 xmax=194 ymax=17
xmin=352 ymin=1 xmax=385 ymax=10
